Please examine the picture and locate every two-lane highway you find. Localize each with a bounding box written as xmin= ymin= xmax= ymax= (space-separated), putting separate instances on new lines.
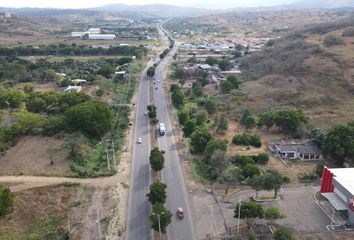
xmin=127 ymin=65 xmax=152 ymax=240
xmin=153 ymin=27 xmax=197 ymax=240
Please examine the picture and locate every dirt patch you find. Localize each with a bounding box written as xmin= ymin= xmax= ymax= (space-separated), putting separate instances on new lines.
xmin=0 ymin=136 xmax=70 ymax=176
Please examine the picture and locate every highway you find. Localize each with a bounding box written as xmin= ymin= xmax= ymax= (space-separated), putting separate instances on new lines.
xmin=127 ymin=24 xmax=196 ymax=240
xmin=127 ymin=64 xmax=152 ymax=240
xmin=153 ymin=26 xmax=197 ymax=240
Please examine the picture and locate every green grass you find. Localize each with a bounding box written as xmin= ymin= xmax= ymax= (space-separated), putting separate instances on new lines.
xmin=24 ymin=216 xmax=68 ymax=240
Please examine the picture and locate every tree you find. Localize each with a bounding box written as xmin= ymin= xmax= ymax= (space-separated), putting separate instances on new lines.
xmin=192 ymin=81 xmax=203 ymax=96
xmin=96 ymin=64 xmax=114 ymax=78
xmin=190 ymin=127 xmax=212 ymax=153
xmin=218 ymin=59 xmax=232 ymax=71
xmin=263 ymin=170 xmax=284 ymax=198
xmin=244 ymin=115 xmax=257 ymax=129
xmin=264 ymin=207 xmax=285 ymax=224
xmin=207 ymin=149 xmax=229 ymax=182
xmin=272 ymin=109 xmax=308 ymax=133
xmin=171 ymin=88 xmax=184 ymax=108
xmin=216 ymin=114 xmax=228 ymax=132
xmin=258 ymin=112 xmax=274 ymax=130
xmin=204 ymin=98 xmax=217 ymax=114
xmin=273 ymin=227 xmax=294 ymax=240
xmin=227 ymin=75 xmax=240 ymax=88
xmin=149 ymin=148 xmax=165 ymax=172
xmin=206 ymin=56 xmax=218 ymax=66
xmin=248 ymin=174 xmax=265 ymax=198
xmin=177 ymin=109 xmax=189 ymax=125
xmin=195 ymin=110 xmax=208 ymax=125
xmin=203 ymin=139 xmax=228 ymax=162
xmin=61 ymin=133 xmax=87 ymax=160
xmin=146 ymin=181 xmax=167 ymax=204
xmin=242 ymin=164 xmax=260 ymax=179
xmin=150 ymin=203 xmax=173 ymax=233
xmin=0 ymin=186 xmax=14 ymax=216
xmin=323 ymin=122 xmax=354 ymax=166
xmin=65 ymin=101 xmax=113 ymax=139
xmin=147 ymin=66 xmax=156 ymax=78
xmin=220 ymin=80 xmax=234 ymax=94
xmin=234 ymin=201 xmax=264 ymax=228
xmin=7 ymin=89 xmax=26 ymax=108
xmin=147 ymin=104 xmax=157 ymax=119
xmin=182 ymin=119 xmax=196 ymax=137
xmin=219 ymin=166 xmax=241 ymax=195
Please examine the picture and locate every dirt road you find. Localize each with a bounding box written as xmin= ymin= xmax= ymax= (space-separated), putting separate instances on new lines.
xmin=0 ymin=175 xmax=126 ymax=192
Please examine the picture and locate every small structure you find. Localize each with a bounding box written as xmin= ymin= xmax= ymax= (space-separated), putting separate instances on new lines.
xmin=320 ymin=167 xmax=354 ymax=224
xmin=64 ymin=85 xmax=81 ymax=93
xmin=88 ymin=34 xmax=115 ymax=40
xmin=269 ymin=139 xmax=322 ymax=161
xmin=5 ymin=12 xmax=11 ymax=18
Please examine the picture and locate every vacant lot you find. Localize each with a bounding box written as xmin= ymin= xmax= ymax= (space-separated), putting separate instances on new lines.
xmin=0 ymin=183 xmax=117 ymax=240
xmin=0 ymin=136 xmax=70 ymax=176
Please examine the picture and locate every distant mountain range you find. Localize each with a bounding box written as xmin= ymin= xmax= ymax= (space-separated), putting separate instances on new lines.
xmin=1 ymin=0 xmax=354 ymax=18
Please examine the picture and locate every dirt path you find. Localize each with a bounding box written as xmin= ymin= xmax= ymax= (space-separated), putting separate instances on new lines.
xmin=0 ymin=175 xmax=126 ymax=192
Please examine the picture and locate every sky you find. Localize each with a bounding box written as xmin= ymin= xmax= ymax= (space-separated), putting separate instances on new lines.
xmin=0 ymin=0 xmax=300 ymax=9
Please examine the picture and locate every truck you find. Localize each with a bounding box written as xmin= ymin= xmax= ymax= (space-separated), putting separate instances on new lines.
xmin=159 ymin=123 xmax=165 ymax=136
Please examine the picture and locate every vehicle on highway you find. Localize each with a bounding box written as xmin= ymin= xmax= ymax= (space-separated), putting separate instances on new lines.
xmin=177 ymin=208 xmax=184 ymax=219
xmin=161 ymin=149 xmax=165 ymax=154
xmin=159 ymin=123 xmax=165 ymax=136
xmin=144 ymin=111 xmax=148 ymax=115
xmin=155 ymin=87 xmax=158 ymax=90
xmin=137 ymin=138 xmax=142 ymax=144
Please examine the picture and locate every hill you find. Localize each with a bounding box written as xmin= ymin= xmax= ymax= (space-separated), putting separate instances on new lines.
xmin=95 ymin=3 xmax=213 ymax=17
xmin=238 ymin=16 xmax=354 ymax=127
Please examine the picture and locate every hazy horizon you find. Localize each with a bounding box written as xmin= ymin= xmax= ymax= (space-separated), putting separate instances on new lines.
xmin=0 ymin=0 xmax=300 ymax=10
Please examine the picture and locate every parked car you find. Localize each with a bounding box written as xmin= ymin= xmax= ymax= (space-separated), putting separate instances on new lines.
xmin=177 ymin=207 xmax=184 ymax=219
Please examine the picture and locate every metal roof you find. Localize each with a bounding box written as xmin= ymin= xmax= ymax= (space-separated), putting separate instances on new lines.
xmin=321 ymin=192 xmax=348 ymax=211
xmin=330 ymin=168 xmax=354 ymax=196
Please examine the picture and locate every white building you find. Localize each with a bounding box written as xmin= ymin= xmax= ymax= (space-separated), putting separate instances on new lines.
xmin=87 ymin=28 xmax=101 ymax=34
xmin=88 ymin=34 xmax=116 ymax=40
xmin=71 ymin=32 xmax=86 ymax=38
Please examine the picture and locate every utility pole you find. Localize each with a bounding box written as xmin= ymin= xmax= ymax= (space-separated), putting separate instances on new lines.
xmin=105 ymin=144 xmax=110 ymax=172
xmin=111 ymin=140 xmax=116 ymax=171
xmin=96 ymin=209 xmax=102 ymax=240
xmin=237 ymin=199 xmax=242 ymax=235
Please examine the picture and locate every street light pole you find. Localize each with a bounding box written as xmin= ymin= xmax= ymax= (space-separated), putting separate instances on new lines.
xmin=153 ymin=212 xmax=165 ymax=239
xmin=237 ymin=199 xmax=242 ymax=235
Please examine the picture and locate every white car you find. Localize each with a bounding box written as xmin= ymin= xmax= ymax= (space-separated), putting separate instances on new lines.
xmin=137 ymin=138 xmax=142 ymax=144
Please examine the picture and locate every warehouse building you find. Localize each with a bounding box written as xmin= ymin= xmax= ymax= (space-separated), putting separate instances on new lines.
xmin=88 ymin=34 xmax=116 ymax=40
xmin=320 ymin=167 xmax=354 ymax=224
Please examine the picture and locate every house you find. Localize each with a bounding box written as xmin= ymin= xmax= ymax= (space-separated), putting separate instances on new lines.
xmin=269 ymin=139 xmax=322 ymax=161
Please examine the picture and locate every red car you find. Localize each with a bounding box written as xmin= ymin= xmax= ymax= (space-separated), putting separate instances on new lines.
xmin=177 ymin=207 xmax=184 ymax=219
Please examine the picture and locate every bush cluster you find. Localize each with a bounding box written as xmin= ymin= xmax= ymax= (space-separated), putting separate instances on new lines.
xmin=232 ymin=133 xmax=262 ymax=147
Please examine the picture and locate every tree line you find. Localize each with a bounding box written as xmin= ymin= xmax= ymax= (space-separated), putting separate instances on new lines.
xmin=0 ymin=44 xmax=148 ymax=58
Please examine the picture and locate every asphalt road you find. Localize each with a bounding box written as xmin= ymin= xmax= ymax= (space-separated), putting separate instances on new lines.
xmin=153 ymin=27 xmax=197 ymax=240
xmin=127 ymin=65 xmax=152 ymax=240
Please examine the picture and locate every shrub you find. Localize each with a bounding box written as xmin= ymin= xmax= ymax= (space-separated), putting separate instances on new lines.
xmin=342 ymin=27 xmax=354 ymax=37
xmin=252 ymin=153 xmax=269 ymax=165
xmin=96 ymin=88 xmax=104 ymax=96
xmin=323 ymin=34 xmax=344 ymax=47
xmin=0 ymin=186 xmax=14 ymax=216
xmin=232 ymin=133 xmax=262 ymax=148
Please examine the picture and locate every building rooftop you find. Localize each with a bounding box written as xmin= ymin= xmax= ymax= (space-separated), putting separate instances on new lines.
xmin=270 ymin=139 xmax=321 ymax=154
xmin=329 ymin=168 xmax=354 ymax=196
